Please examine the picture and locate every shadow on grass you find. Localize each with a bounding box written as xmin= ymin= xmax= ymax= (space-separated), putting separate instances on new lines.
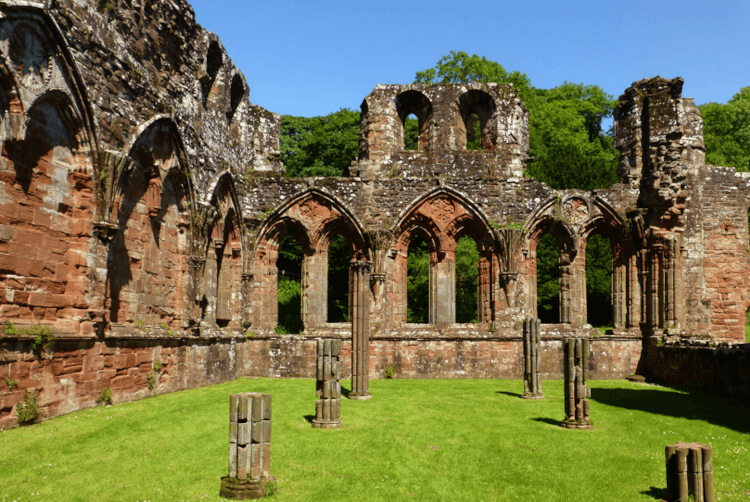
xmin=591 ymin=386 xmax=750 ymax=434
xmin=640 ymin=486 xmax=669 ymax=500
xmin=532 ymin=417 xmax=563 ymax=427
xmin=303 ymin=414 xmax=315 ymax=423
xmin=341 ymin=385 xmax=351 ymax=399
xmin=496 ymin=391 xmax=524 ymax=398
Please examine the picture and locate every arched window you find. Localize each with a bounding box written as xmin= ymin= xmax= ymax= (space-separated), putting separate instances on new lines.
xmin=407 ymin=235 xmax=430 ymax=323
xmin=455 ymin=235 xmax=479 ymax=323
xmin=586 ymin=233 xmax=612 ymax=331
xmin=327 ymin=233 xmax=350 ymax=322
xmin=404 ymin=113 xmax=419 ymax=151
xmin=458 ymin=89 xmax=497 ymax=151
xmin=536 ymin=233 xmax=560 ymax=323
xmin=395 ymin=90 xmax=432 ymax=151
xmin=277 ymin=235 xmax=304 ymax=334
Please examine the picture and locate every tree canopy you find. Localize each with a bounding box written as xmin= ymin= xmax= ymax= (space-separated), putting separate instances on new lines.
xmin=699 ymin=86 xmax=750 ymax=172
xmin=280 ymin=109 xmax=359 ymax=177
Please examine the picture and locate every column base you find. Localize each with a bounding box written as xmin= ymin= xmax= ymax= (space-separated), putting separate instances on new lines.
xmin=312 ymin=418 xmax=342 ymax=429
xmin=522 ymin=392 xmax=544 ymax=400
xmin=348 ymin=392 xmax=371 ymax=401
xmin=562 ymin=420 xmax=593 ymax=430
xmin=219 ymin=476 xmax=276 ymax=500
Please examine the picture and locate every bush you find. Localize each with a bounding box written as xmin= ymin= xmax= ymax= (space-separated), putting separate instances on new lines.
xmin=95 ymin=387 xmax=113 ymax=406
xmin=383 ymin=366 xmax=397 ymax=379
xmin=16 ymin=389 xmax=40 ymax=424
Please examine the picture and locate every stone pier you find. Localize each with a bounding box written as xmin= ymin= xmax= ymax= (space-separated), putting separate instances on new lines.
xmin=665 ymin=442 xmax=715 ymax=502
xmin=313 ymin=339 xmax=342 ymax=429
xmin=349 ymin=260 xmax=372 ymax=400
xmin=221 ymin=393 xmax=273 ymax=499
xmin=563 ymin=338 xmax=592 ymax=429
xmin=522 ymin=318 xmax=543 ymax=399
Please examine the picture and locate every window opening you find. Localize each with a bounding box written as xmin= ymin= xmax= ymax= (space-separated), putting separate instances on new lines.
xmin=277 ymin=235 xmax=304 ymax=334
xmin=404 ymin=113 xmax=419 ymax=151
xmin=455 ymin=235 xmax=479 ymax=323
xmin=407 ymin=235 xmax=429 ymax=323
xmin=586 ymin=233 xmax=613 ymax=331
xmin=466 ymin=113 xmax=482 ymax=151
xmin=536 ymin=233 xmax=560 ymax=323
xmin=327 ymin=233 xmax=350 ymax=322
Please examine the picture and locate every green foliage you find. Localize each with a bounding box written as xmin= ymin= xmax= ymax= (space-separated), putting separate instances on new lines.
xmin=586 ymin=234 xmax=612 ymax=328
xmin=455 ymin=236 xmax=479 ymax=323
xmin=404 ymin=115 xmax=419 ymax=150
xmin=146 ymin=371 xmax=156 ymax=392
xmin=700 ymin=86 xmax=750 ymax=172
xmin=5 ymin=321 xmax=54 ymax=354
xmin=153 ymin=360 xmax=162 ymax=372
xmin=407 ymin=236 xmax=429 ymax=323
xmin=264 ymin=479 xmax=278 ymax=497
xmin=5 ymin=376 xmax=18 ymax=391
xmin=277 ymin=277 xmax=302 ymax=335
xmin=95 ymin=387 xmax=113 ymax=406
xmin=160 ymin=322 xmax=176 ymax=337
xmin=383 ymin=366 xmax=397 ymax=379
xmin=536 ymin=234 xmax=560 ymax=323
xmin=327 ymin=234 xmax=349 ymax=322
xmin=280 ymin=109 xmax=359 ymax=177
xmin=16 ymin=388 xmax=40 ymax=424
xmin=135 ymin=318 xmax=146 ymax=331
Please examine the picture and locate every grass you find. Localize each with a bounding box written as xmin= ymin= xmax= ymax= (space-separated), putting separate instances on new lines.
xmin=1 ymin=379 xmax=749 ymax=501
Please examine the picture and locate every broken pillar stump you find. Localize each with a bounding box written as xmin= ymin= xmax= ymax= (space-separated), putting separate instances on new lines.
xmin=221 ymin=392 xmax=273 ymax=499
xmin=313 ymin=338 xmax=342 ymax=429
xmin=665 ymin=442 xmax=714 ymax=502
xmin=562 ymin=337 xmax=592 ymax=430
xmin=522 ymin=318 xmax=543 ymax=399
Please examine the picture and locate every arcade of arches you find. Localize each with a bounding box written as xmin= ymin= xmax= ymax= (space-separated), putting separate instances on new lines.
xmin=1 ymin=2 xmax=750 ymax=428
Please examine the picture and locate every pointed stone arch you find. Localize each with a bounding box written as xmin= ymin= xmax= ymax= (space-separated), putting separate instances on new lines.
xmin=249 ymin=189 xmax=368 ymax=330
xmin=391 ymin=188 xmax=497 ymax=325
xmin=106 ymin=117 xmax=193 ymax=333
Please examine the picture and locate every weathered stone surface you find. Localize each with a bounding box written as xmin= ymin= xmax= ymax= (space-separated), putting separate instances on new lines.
xmin=0 ymin=0 xmax=747 ymax=428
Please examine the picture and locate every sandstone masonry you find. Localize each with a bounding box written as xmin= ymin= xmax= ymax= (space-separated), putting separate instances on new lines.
xmin=0 ymin=0 xmax=748 ymax=428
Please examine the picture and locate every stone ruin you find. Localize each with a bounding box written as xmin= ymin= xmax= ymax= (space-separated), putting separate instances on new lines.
xmin=562 ymin=337 xmax=592 ymax=429
xmin=0 ymin=0 xmax=749 ymax=429
xmin=522 ymin=318 xmax=543 ymax=399
xmin=223 ymin=392 xmax=272 ymax=499
xmin=313 ymin=338 xmax=342 ymax=428
xmin=665 ymin=442 xmax=715 ymax=502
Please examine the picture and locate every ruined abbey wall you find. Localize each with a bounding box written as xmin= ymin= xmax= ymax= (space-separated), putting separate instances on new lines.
xmin=0 ymin=0 xmax=748 ymax=427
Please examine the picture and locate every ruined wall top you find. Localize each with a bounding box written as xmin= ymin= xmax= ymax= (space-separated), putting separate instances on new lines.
xmin=355 ymin=82 xmax=529 ymax=180
xmin=613 ymin=77 xmax=705 ymax=220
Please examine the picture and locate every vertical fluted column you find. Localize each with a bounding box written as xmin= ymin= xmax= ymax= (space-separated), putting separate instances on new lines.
xmin=350 ymin=260 xmax=372 ymax=400
xmin=666 ymin=442 xmax=714 ymax=502
xmin=563 ymin=338 xmax=592 ymax=430
xmin=522 ymin=318 xmax=543 ymax=399
xmin=222 ymin=393 xmax=272 ymax=499
xmin=313 ymin=339 xmax=342 ymax=429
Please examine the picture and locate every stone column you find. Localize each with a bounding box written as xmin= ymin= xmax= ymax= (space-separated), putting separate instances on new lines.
xmin=222 ymin=392 xmax=272 ymax=499
xmin=665 ymin=442 xmax=714 ymax=502
xmin=350 ymin=260 xmax=372 ymax=400
xmin=313 ymin=339 xmax=342 ymax=429
xmin=522 ymin=318 xmax=543 ymax=399
xmin=563 ymin=338 xmax=592 ymax=429
xmin=559 ymin=264 xmax=572 ymax=324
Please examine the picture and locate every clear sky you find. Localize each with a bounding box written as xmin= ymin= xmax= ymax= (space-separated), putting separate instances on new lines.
xmin=188 ymin=0 xmax=750 ymax=118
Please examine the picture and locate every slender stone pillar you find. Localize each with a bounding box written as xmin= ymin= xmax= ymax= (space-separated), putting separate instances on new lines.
xmin=522 ymin=318 xmax=543 ymax=399
xmin=562 ymin=338 xmax=592 ymax=429
xmin=313 ymin=339 xmax=342 ymax=429
xmin=350 ymin=260 xmax=372 ymax=400
xmin=665 ymin=442 xmax=714 ymax=502
xmin=221 ymin=393 xmax=273 ymax=499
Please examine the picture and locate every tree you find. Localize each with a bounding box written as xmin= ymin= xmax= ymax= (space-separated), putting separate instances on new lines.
xmin=700 ymin=86 xmax=750 ymax=172
xmin=414 ymin=54 xmax=620 ymax=192
xmin=280 ymin=109 xmax=360 ymax=177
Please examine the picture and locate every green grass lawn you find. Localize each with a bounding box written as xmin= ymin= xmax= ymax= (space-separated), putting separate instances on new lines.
xmin=1 ymin=378 xmax=749 ymax=502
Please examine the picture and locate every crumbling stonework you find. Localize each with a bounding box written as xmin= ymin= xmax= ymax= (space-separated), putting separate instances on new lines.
xmin=0 ymin=0 xmax=748 ymax=427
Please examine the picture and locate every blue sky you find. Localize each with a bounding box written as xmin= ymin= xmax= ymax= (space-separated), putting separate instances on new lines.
xmin=189 ymin=0 xmax=750 ymax=118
